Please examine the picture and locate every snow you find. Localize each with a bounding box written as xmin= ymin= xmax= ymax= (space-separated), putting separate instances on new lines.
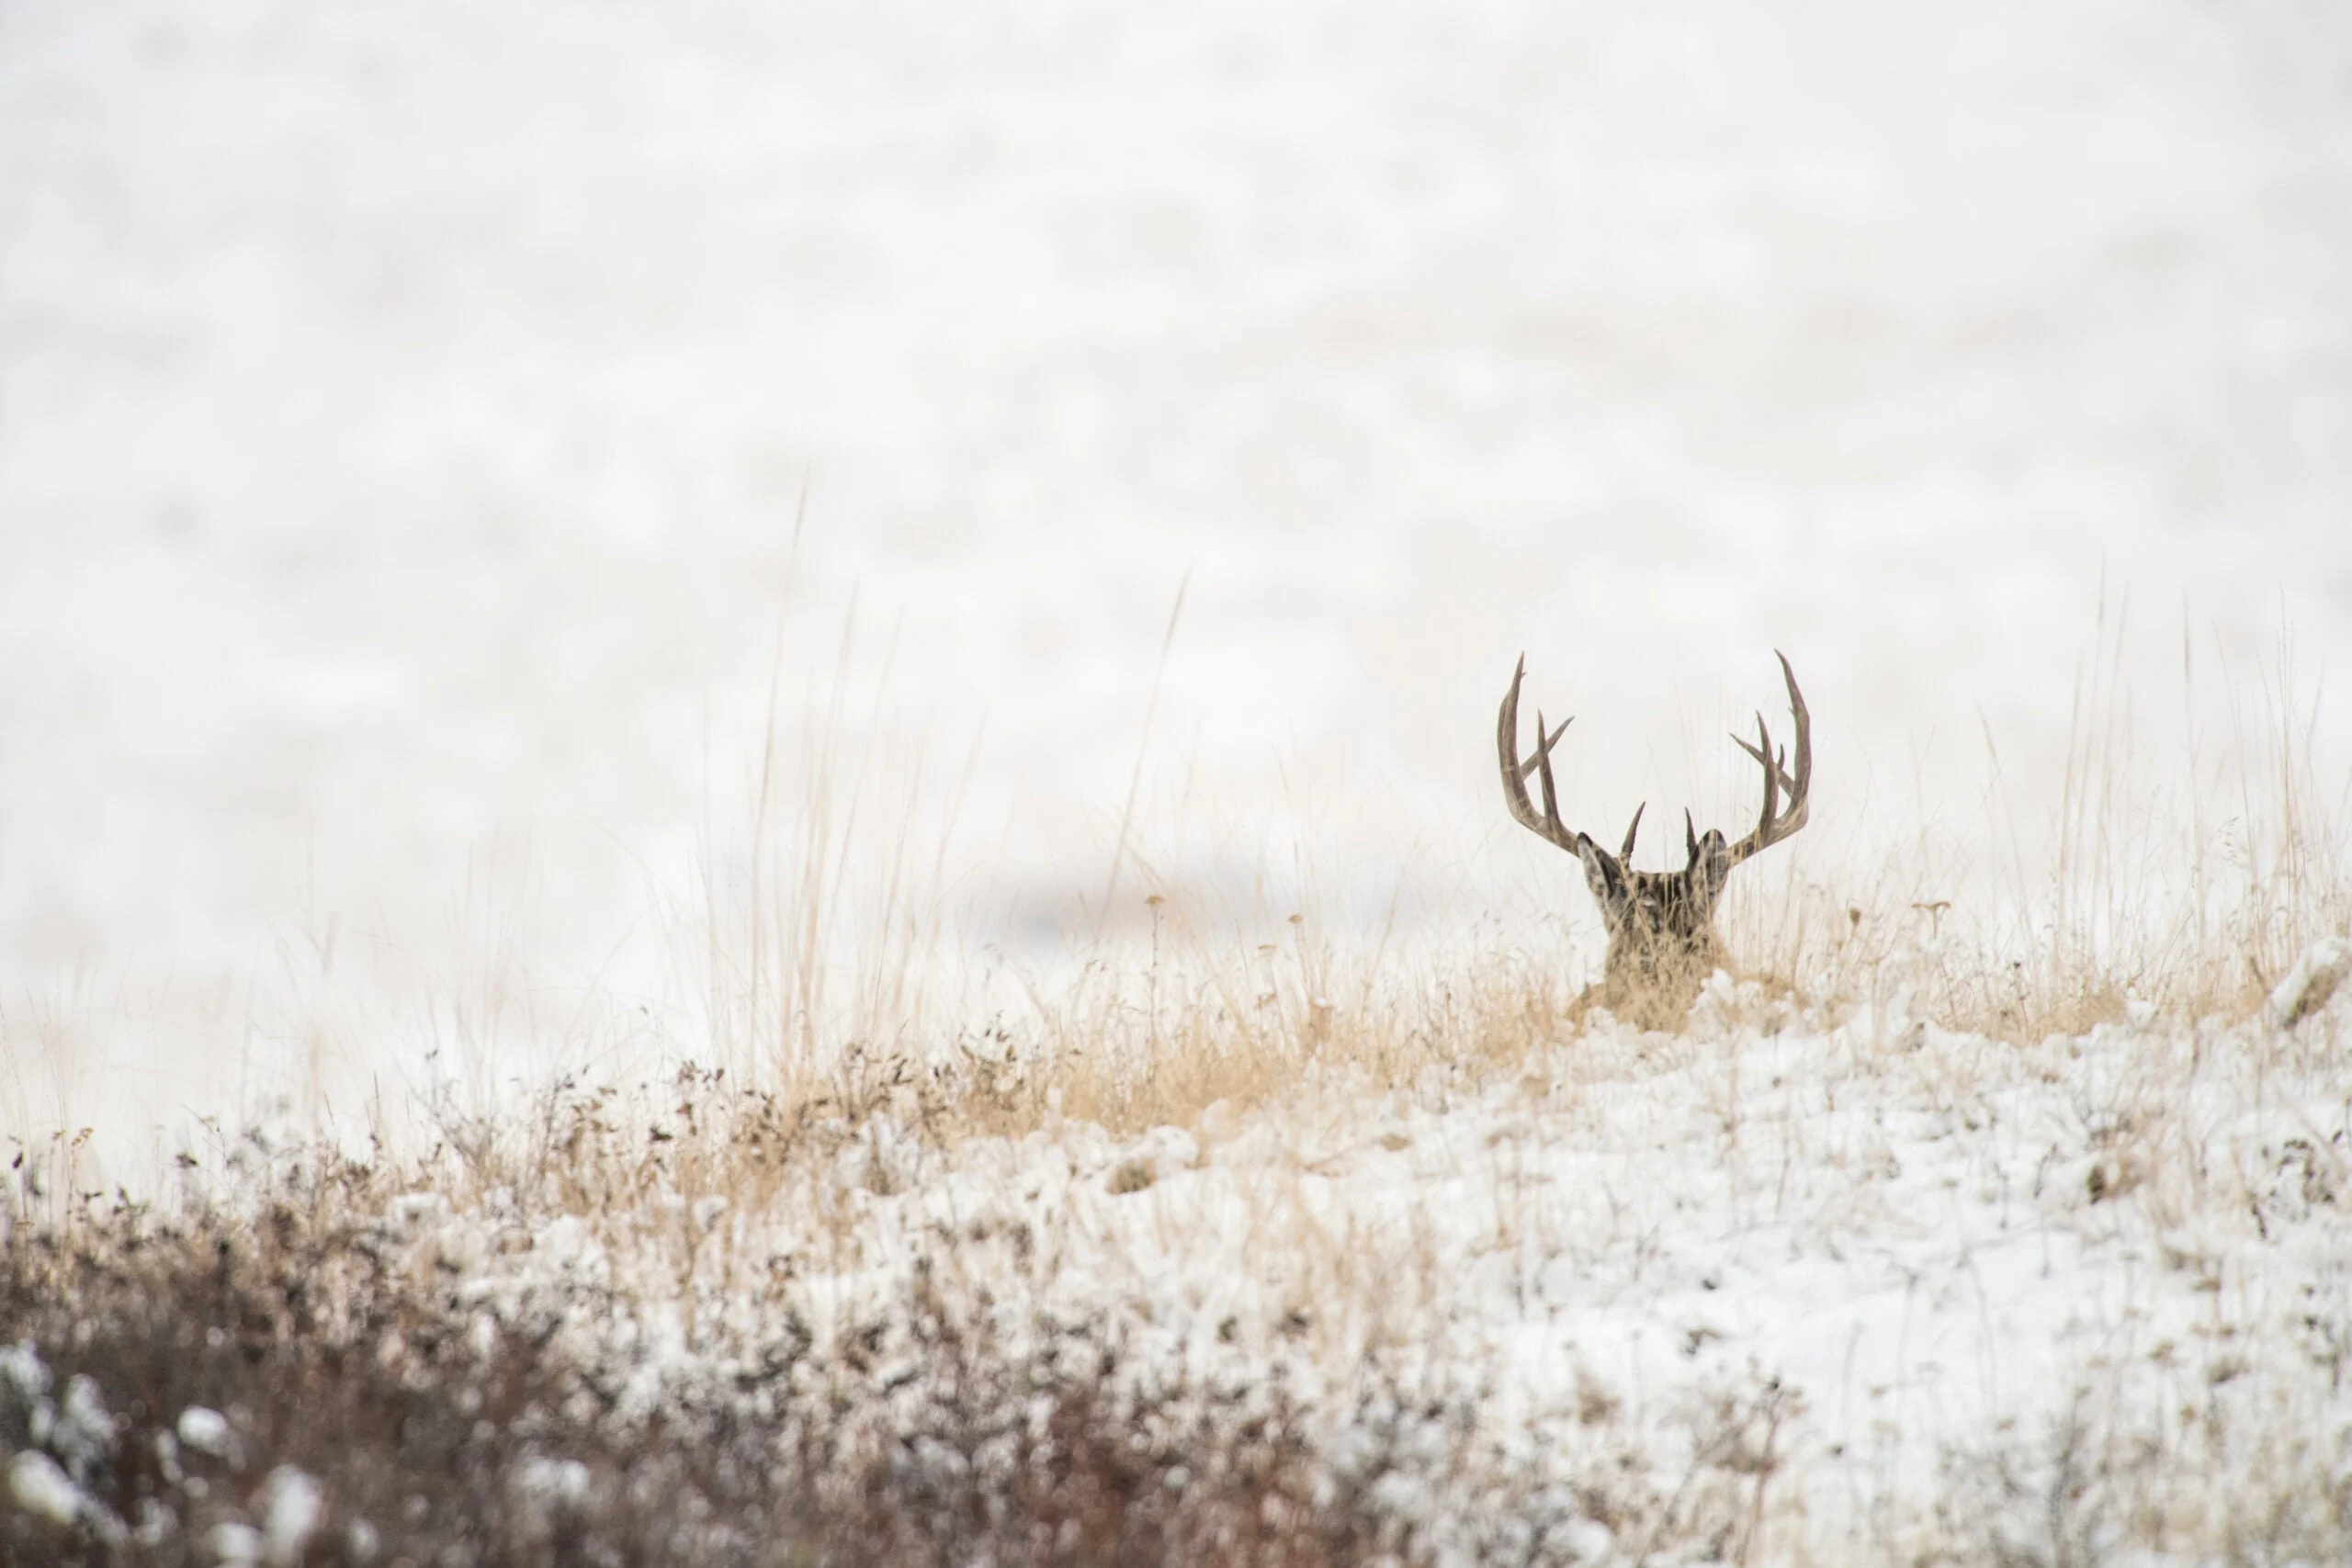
xmin=51 ymin=1375 xmax=116 ymax=1486
xmin=510 ymin=1453 xmax=593 ymax=1541
xmin=0 ymin=1343 xmax=49 ymax=1446
xmin=175 ymin=1406 xmax=232 ymax=1461
xmin=209 ymin=1519 xmax=266 ymax=1566
xmin=2 ymin=1350 xmax=127 ymax=1541
xmin=2272 ymin=937 xmax=2351 ymax=1028
xmin=0 ymin=1 xmax=2347 ymax=1555
xmin=6 ymin=1450 xmax=81 ymax=1529
xmin=6 ymin=1446 xmax=125 ymax=1548
xmin=271 ymin=988 xmax=2337 ymax=1560
xmin=11 ymin=995 xmax=2339 ymax=1555
xmin=260 ymin=1466 xmax=324 ymax=1565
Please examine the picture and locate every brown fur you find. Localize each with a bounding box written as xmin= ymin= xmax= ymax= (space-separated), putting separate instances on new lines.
xmin=1569 ymin=829 xmax=1734 ymax=1026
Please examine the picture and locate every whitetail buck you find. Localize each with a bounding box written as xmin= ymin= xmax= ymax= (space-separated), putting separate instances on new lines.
xmin=1498 ymin=652 xmax=1812 ymax=1026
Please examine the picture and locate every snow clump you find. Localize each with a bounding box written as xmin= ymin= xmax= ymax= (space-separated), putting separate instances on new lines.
xmin=2271 ymin=936 xmax=2351 ymax=1027
xmin=261 ymin=1465 xmax=326 ymax=1564
xmin=175 ymin=1405 xmax=233 ymax=1460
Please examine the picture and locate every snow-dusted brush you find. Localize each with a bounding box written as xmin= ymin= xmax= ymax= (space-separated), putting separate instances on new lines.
xmin=1498 ymin=651 xmax=1812 ymax=1029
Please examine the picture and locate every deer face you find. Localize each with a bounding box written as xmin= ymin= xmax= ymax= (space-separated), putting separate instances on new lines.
xmin=1577 ymin=825 xmax=1730 ymax=960
xmin=1498 ymin=654 xmax=1812 ymax=1023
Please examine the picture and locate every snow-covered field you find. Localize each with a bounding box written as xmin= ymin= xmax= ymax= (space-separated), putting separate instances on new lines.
xmin=5 ymin=1 xmax=2352 ymax=1562
xmin=7 ymin=963 xmax=2351 ymax=1562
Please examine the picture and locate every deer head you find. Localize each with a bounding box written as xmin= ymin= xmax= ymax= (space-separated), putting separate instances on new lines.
xmin=1498 ymin=652 xmax=1812 ymax=1024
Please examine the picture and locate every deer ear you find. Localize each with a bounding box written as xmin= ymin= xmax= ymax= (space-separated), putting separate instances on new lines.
xmin=1690 ymin=828 xmax=1734 ymax=906
xmin=1575 ymin=834 xmax=1631 ymax=921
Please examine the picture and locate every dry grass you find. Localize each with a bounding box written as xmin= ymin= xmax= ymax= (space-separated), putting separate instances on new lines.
xmin=1731 ymin=604 xmax=2352 ymax=1049
xmin=0 ymin=1171 xmax=1356 ymax=1568
xmin=7 ymin=984 xmax=2346 ymax=1565
xmin=0 ymin=1069 xmax=1814 ymax=1568
xmin=629 ymin=593 xmax=2349 ymax=1149
xmin=4 ymin=605 xmax=2348 ymax=1564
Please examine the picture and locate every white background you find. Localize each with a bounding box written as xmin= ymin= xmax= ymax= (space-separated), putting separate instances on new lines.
xmin=4 ymin=0 xmax=2348 ymax=1128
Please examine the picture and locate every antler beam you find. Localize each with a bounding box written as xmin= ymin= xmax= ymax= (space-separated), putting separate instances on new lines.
xmin=1724 ymin=650 xmax=1811 ymax=865
xmin=1496 ymin=656 xmax=1580 ymax=854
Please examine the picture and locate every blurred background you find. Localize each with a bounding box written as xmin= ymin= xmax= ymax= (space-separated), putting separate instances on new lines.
xmin=3 ymin=1 xmax=2348 ymax=1146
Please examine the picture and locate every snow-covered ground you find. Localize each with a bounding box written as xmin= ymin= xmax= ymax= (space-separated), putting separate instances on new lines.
xmin=4 ymin=7 xmax=2351 ymax=1558
xmin=8 ymin=971 xmax=2349 ymax=1562
xmin=548 ymin=987 xmax=2352 ymax=1562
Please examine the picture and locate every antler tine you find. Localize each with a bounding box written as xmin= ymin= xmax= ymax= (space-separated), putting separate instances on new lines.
xmin=1522 ymin=713 xmax=1571 ymax=782
xmin=1724 ymin=651 xmax=1813 ymax=865
xmin=1683 ymin=806 xmax=1699 ymax=865
xmin=1621 ymin=802 xmax=1645 ymax=863
xmin=1777 ymin=648 xmax=1812 ymax=799
xmin=1496 ymin=657 xmax=1585 ymax=855
xmin=1535 ymin=709 xmax=1570 ymax=839
xmin=1730 ymin=733 xmax=1799 ymax=796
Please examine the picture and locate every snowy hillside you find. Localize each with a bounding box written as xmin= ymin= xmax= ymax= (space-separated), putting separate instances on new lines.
xmin=5 ymin=2 xmax=2351 ymax=1561
xmin=7 ymin=961 xmax=2351 ymax=1563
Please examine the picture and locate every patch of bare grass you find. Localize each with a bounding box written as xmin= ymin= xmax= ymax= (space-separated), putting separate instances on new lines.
xmin=1 ymin=1101 xmax=1770 ymax=1568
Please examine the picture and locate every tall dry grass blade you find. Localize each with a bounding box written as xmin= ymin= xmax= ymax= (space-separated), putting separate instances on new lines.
xmin=1098 ymin=569 xmax=1192 ymax=941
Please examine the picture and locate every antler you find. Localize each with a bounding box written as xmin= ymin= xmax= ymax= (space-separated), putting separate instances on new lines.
xmin=1497 ymin=656 xmax=1577 ymax=853
xmin=1724 ymin=649 xmax=1811 ymax=865
xmin=1500 ymin=652 xmax=1810 ymax=872
xmin=1498 ymin=656 xmax=1645 ymax=863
